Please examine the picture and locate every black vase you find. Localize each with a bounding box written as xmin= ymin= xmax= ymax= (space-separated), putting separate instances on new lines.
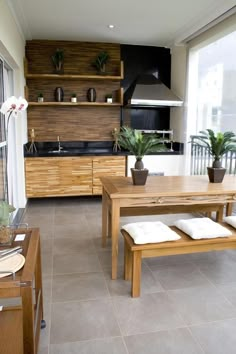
xmin=87 ymin=88 xmax=96 ymax=102
xmin=55 ymin=87 xmax=64 ymax=102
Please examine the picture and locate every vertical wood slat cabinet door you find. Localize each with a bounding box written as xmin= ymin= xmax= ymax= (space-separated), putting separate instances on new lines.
xmin=25 ymin=157 xmax=93 ymax=197
xmin=92 ymin=156 xmax=126 ymax=195
xmin=25 ymin=157 xmax=60 ymax=197
xmin=71 ymin=157 xmax=93 ymax=195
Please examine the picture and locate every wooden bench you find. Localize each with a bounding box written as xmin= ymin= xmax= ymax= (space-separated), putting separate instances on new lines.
xmin=121 ymin=222 xmax=236 ymax=297
xmin=105 ymin=203 xmax=226 ymax=244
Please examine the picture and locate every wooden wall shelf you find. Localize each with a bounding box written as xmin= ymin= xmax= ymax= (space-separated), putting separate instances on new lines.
xmin=25 ymin=40 xmax=122 ymax=141
xmin=28 ymin=102 xmax=122 ymax=106
xmin=25 ymin=61 xmax=124 ymax=80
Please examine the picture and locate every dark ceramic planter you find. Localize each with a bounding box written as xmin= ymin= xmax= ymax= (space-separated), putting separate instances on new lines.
xmin=131 ymin=168 xmax=149 ymax=185
xmin=207 ymin=167 xmax=226 ymax=183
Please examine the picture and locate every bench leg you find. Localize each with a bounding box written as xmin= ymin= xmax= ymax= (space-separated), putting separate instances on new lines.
xmin=124 ymin=241 xmax=132 ymax=281
xmin=226 ymin=203 xmax=233 ymax=216
xmin=132 ymin=250 xmax=142 ymax=297
xmin=216 ymin=205 xmax=224 ymax=222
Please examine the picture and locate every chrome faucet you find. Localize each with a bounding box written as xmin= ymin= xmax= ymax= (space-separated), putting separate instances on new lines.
xmin=57 ymin=135 xmax=63 ymax=152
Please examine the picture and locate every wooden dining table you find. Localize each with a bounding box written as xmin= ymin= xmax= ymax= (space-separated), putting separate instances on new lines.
xmin=100 ymin=175 xmax=236 ymax=279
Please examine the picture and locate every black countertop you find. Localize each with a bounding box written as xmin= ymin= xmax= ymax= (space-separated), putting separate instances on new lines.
xmin=24 ymin=141 xmax=184 ymax=157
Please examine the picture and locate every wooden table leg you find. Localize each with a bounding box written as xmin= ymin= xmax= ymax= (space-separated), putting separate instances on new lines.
xmin=102 ymin=189 xmax=109 ymax=247
xmin=216 ymin=205 xmax=224 ymax=222
xmin=226 ymin=203 xmax=233 ymax=216
xmin=111 ymin=199 xmax=120 ymax=280
xmin=21 ymin=285 xmax=36 ymax=354
xmin=132 ymin=250 xmax=142 ymax=297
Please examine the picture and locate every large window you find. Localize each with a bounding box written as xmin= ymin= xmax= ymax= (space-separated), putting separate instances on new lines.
xmin=187 ymin=30 xmax=236 ymax=134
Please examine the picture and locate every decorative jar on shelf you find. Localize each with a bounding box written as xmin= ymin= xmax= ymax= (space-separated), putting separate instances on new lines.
xmin=54 ymin=87 xmax=64 ymax=102
xmin=87 ymin=88 xmax=96 ymax=102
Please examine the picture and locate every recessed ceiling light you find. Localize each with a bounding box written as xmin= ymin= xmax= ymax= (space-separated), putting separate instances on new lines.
xmin=108 ymin=24 xmax=115 ymax=29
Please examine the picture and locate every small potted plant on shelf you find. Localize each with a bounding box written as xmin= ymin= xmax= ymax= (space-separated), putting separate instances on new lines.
xmin=105 ymin=93 xmax=113 ymax=103
xmin=37 ymin=93 xmax=44 ymax=102
xmin=117 ymin=126 xmax=166 ymax=185
xmin=0 ymin=201 xmax=15 ymax=245
xmin=52 ymin=48 xmax=64 ymax=74
xmin=92 ymin=51 xmax=109 ymax=74
xmin=193 ymin=129 xmax=236 ymax=183
xmin=71 ymin=93 xmax=77 ymax=103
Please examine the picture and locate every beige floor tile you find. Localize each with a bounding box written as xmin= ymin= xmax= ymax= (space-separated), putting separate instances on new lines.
xmin=112 ymin=292 xmax=185 ymax=335
xmin=167 ymin=284 xmax=236 ymax=325
xmin=50 ymin=299 xmax=121 ymax=343
xmin=190 ymin=318 xmax=236 ymax=354
xmin=50 ymin=337 xmax=127 ymax=354
xmin=124 ymin=328 xmax=204 ymax=354
xmin=149 ymin=263 xmax=211 ymax=290
xmin=53 ymin=253 xmax=102 ymax=275
xmin=52 ymin=272 xmax=109 ymax=302
xmin=53 ymin=238 xmax=95 ymax=255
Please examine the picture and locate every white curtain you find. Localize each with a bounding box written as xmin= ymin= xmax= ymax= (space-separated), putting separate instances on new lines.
xmin=3 ymin=66 xmax=16 ymax=207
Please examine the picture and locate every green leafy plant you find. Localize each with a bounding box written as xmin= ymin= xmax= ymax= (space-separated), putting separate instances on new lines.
xmin=0 ymin=201 xmax=15 ymax=226
xmin=92 ymin=51 xmax=109 ymax=73
xmin=193 ymin=129 xmax=236 ymax=168
xmin=38 ymin=93 xmax=43 ymax=98
xmin=52 ymin=48 xmax=64 ymax=72
xmin=71 ymin=93 xmax=77 ymax=98
xmin=117 ymin=126 xmax=166 ymax=169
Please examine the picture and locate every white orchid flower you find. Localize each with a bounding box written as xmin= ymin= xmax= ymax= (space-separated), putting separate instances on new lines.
xmin=0 ymin=96 xmax=28 ymax=115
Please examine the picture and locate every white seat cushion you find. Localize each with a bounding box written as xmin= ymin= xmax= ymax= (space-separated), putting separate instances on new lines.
xmin=174 ymin=217 xmax=232 ymax=239
xmin=122 ymin=221 xmax=181 ymax=244
xmin=224 ymin=216 xmax=236 ymax=229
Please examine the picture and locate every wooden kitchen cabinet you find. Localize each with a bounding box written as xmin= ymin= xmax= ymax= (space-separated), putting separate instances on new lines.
xmin=25 ymin=156 xmax=126 ymax=197
xmin=25 ymin=157 xmax=93 ymax=197
xmin=93 ymin=156 xmax=126 ymax=194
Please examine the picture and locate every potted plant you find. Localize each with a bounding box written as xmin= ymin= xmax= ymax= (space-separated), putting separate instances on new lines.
xmin=37 ymin=93 xmax=44 ymax=102
xmin=52 ymin=48 xmax=64 ymax=74
xmin=0 ymin=201 xmax=15 ymax=244
xmin=92 ymin=51 xmax=109 ymax=74
xmin=117 ymin=126 xmax=166 ymax=185
xmin=71 ymin=93 xmax=77 ymax=103
xmin=193 ymin=129 xmax=236 ymax=183
xmin=105 ymin=93 xmax=113 ymax=103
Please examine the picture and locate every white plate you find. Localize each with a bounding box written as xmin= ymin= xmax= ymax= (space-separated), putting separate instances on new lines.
xmin=0 ymin=253 xmax=25 ymax=278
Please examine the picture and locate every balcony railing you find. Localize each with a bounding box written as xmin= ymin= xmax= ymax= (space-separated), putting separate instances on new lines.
xmin=190 ymin=135 xmax=236 ymax=176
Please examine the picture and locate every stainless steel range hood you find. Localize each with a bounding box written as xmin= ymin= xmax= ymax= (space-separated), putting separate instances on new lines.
xmin=124 ymin=73 xmax=183 ymax=107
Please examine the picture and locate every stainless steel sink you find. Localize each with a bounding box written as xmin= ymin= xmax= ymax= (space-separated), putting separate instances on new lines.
xmin=48 ymin=150 xmax=69 ymax=154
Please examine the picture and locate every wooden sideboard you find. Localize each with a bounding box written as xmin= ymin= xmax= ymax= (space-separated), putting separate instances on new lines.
xmin=0 ymin=228 xmax=44 ymax=354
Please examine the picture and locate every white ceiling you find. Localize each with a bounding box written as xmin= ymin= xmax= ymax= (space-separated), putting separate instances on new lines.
xmin=8 ymin=0 xmax=236 ymax=47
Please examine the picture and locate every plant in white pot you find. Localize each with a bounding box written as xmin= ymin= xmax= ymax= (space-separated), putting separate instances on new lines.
xmin=117 ymin=126 xmax=166 ymax=185
xmin=193 ymin=129 xmax=236 ymax=182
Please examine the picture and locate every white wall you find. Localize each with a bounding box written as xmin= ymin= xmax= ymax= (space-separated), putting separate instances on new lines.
xmin=170 ymin=45 xmax=187 ymax=144
xmin=0 ymin=0 xmax=27 ymax=207
xmin=127 ymin=155 xmax=185 ymax=176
